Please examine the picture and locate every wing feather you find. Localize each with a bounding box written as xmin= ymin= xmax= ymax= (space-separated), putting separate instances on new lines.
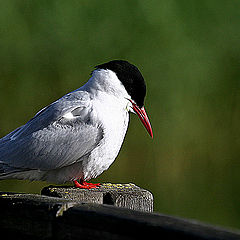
xmin=0 ymin=91 xmax=103 ymax=171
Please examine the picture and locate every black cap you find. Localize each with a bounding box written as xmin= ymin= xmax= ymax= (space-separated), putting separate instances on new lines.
xmin=95 ymin=60 xmax=146 ymax=108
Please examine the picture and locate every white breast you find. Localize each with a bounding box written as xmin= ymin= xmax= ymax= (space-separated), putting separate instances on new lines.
xmin=76 ymin=68 xmax=132 ymax=180
xmin=81 ymin=92 xmax=130 ymax=180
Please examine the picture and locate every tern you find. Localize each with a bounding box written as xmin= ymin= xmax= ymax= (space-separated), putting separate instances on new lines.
xmin=0 ymin=60 xmax=153 ymax=189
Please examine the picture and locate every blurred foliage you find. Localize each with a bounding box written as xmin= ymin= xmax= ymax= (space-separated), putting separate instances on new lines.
xmin=0 ymin=0 xmax=240 ymax=230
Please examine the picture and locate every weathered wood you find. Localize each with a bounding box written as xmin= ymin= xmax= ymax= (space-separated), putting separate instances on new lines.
xmin=0 ymin=192 xmax=80 ymax=240
xmin=41 ymin=183 xmax=154 ymax=212
xmin=0 ymin=192 xmax=240 ymax=240
xmin=56 ymin=203 xmax=240 ymax=240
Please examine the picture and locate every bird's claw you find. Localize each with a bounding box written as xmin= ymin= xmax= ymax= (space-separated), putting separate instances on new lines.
xmin=74 ymin=180 xmax=101 ymax=189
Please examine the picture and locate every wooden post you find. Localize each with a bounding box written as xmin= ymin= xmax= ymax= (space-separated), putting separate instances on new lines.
xmin=42 ymin=183 xmax=154 ymax=212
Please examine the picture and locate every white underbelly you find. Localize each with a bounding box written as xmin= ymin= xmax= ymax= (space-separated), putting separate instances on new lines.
xmin=82 ymin=112 xmax=129 ymax=180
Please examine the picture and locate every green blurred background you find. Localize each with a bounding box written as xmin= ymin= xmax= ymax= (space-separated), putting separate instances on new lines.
xmin=0 ymin=0 xmax=240 ymax=230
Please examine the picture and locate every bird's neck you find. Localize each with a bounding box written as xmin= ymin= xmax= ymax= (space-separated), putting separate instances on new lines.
xmin=82 ymin=69 xmax=130 ymax=99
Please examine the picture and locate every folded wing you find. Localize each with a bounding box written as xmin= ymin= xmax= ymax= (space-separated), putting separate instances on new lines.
xmin=0 ymin=91 xmax=103 ymax=173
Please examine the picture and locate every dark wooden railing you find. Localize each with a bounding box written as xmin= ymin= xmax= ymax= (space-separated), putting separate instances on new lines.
xmin=0 ymin=183 xmax=239 ymax=240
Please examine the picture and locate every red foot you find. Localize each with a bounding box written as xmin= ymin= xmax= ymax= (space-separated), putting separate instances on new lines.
xmin=73 ymin=179 xmax=101 ymax=189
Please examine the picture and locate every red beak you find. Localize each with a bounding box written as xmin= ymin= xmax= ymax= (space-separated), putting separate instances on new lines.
xmin=130 ymin=100 xmax=153 ymax=138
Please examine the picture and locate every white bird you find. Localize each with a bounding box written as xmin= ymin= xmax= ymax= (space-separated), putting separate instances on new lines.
xmin=0 ymin=60 xmax=153 ymax=189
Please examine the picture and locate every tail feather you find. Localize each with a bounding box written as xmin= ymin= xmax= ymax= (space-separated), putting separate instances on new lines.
xmin=0 ymin=162 xmax=22 ymax=179
xmin=0 ymin=163 xmax=43 ymax=181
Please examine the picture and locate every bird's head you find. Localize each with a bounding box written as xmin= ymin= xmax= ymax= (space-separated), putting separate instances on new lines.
xmin=95 ymin=60 xmax=153 ymax=138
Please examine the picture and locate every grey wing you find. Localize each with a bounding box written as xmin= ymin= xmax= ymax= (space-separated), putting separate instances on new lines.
xmin=0 ymin=92 xmax=103 ymax=171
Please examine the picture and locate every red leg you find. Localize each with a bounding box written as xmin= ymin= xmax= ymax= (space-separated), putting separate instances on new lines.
xmin=73 ymin=179 xmax=101 ymax=189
